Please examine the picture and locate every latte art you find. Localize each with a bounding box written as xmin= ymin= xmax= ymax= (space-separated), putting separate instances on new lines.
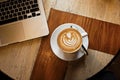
xmin=62 ymin=32 xmax=78 ymax=47
xmin=57 ymin=28 xmax=82 ymax=53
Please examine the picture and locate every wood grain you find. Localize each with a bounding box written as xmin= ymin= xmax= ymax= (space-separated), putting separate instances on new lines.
xmin=31 ymin=8 xmax=120 ymax=80
xmin=30 ymin=9 xmax=68 ymax=80
xmin=49 ymin=9 xmax=120 ymax=54
xmin=0 ymin=0 xmax=119 ymax=80
xmin=0 ymin=38 xmax=41 ymax=80
xmin=44 ymin=0 xmax=120 ymax=25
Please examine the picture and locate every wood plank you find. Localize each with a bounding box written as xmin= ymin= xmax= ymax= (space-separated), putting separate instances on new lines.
xmin=48 ymin=9 xmax=120 ymax=54
xmin=0 ymin=39 xmax=41 ymax=80
xmin=30 ymin=9 xmax=68 ymax=80
xmin=53 ymin=0 xmax=120 ymax=25
xmin=31 ymin=8 xmax=120 ymax=80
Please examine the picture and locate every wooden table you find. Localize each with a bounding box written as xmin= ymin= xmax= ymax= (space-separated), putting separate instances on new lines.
xmin=0 ymin=0 xmax=120 ymax=80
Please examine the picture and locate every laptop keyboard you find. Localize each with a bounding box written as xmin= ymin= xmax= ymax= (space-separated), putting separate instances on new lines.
xmin=0 ymin=0 xmax=41 ymax=25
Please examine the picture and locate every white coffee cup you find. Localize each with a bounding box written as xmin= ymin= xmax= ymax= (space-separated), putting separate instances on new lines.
xmin=57 ymin=28 xmax=83 ymax=54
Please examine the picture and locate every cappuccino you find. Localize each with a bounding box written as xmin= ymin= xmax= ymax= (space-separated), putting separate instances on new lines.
xmin=57 ymin=28 xmax=82 ymax=53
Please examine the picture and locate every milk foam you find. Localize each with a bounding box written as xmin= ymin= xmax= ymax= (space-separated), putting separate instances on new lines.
xmin=62 ymin=32 xmax=77 ymax=47
xmin=57 ymin=28 xmax=82 ymax=53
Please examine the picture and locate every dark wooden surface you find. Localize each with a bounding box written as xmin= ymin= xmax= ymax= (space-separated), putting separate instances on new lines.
xmin=31 ymin=9 xmax=120 ymax=80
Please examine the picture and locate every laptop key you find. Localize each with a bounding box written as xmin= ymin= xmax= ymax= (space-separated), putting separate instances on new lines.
xmin=10 ymin=2 xmax=13 ymax=5
xmin=14 ymin=1 xmax=18 ymax=4
xmin=0 ymin=4 xmax=1 ymax=8
xmin=5 ymin=7 xmax=9 ymax=11
xmin=24 ymin=15 xmax=27 ymax=19
xmin=2 ymin=3 xmax=5 ymax=7
xmin=2 ymin=12 xmax=6 ymax=15
xmin=34 ymin=0 xmax=37 ymax=3
xmin=30 ymin=1 xmax=33 ymax=4
xmin=10 ymin=10 xmax=14 ymax=13
xmin=13 ymin=13 xmax=17 ymax=17
xmin=26 ymin=10 xmax=29 ymax=13
xmin=1 ymin=17 xmax=4 ymax=20
xmin=21 ymin=3 xmax=25 ymax=6
xmin=18 ymin=16 xmax=23 ymax=20
xmin=27 ymin=5 xmax=31 ymax=9
xmin=22 ymin=11 xmax=25 ymax=15
xmin=25 ymin=1 xmax=29 ymax=5
xmin=23 ymin=0 xmax=27 ymax=2
xmin=30 ymin=8 xmax=39 ymax=12
xmin=23 ymin=7 xmax=26 ymax=10
xmin=9 ymin=6 xmax=12 ymax=10
xmin=6 ymin=2 xmax=9 ymax=6
xmin=1 ymin=8 xmax=4 ymax=12
xmin=9 ymin=14 xmax=13 ymax=18
xmin=15 ymin=9 xmax=18 ymax=12
xmin=19 ymin=8 xmax=22 ymax=11
xmin=28 ymin=15 xmax=32 ymax=18
xmin=5 ymin=15 xmax=9 ymax=19
xmin=7 ymin=11 xmax=10 ymax=14
xmin=32 ymin=4 xmax=38 ymax=8
xmin=0 ymin=17 xmax=17 ymax=25
xmin=32 ymin=12 xmax=36 ymax=17
xmin=37 ymin=13 xmax=40 ymax=16
xmin=17 ymin=4 xmax=21 ymax=7
xmin=13 ymin=5 xmax=16 ymax=8
xmin=18 ymin=12 xmax=21 ymax=15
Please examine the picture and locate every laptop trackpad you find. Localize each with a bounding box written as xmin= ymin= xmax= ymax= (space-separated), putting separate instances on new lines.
xmin=0 ymin=22 xmax=25 ymax=45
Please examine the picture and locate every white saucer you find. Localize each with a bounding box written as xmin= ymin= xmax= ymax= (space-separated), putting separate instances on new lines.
xmin=50 ymin=23 xmax=89 ymax=61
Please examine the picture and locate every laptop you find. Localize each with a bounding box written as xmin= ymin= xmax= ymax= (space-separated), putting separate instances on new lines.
xmin=0 ymin=0 xmax=49 ymax=47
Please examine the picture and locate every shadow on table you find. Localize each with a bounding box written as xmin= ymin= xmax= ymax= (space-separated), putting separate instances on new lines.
xmin=87 ymin=49 xmax=120 ymax=80
xmin=0 ymin=70 xmax=14 ymax=80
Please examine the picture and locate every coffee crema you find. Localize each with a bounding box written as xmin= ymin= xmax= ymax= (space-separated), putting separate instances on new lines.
xmin=57 ymin=28 xmax=82 ymax=53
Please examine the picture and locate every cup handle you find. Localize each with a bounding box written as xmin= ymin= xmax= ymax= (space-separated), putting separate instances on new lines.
xmin=82 ymin=45 xmax=88 ymax=55
xmin=81 ymin=32 xmax=88 ymax=38
xmin=70 ymin=25 xmax=88 ymax=37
